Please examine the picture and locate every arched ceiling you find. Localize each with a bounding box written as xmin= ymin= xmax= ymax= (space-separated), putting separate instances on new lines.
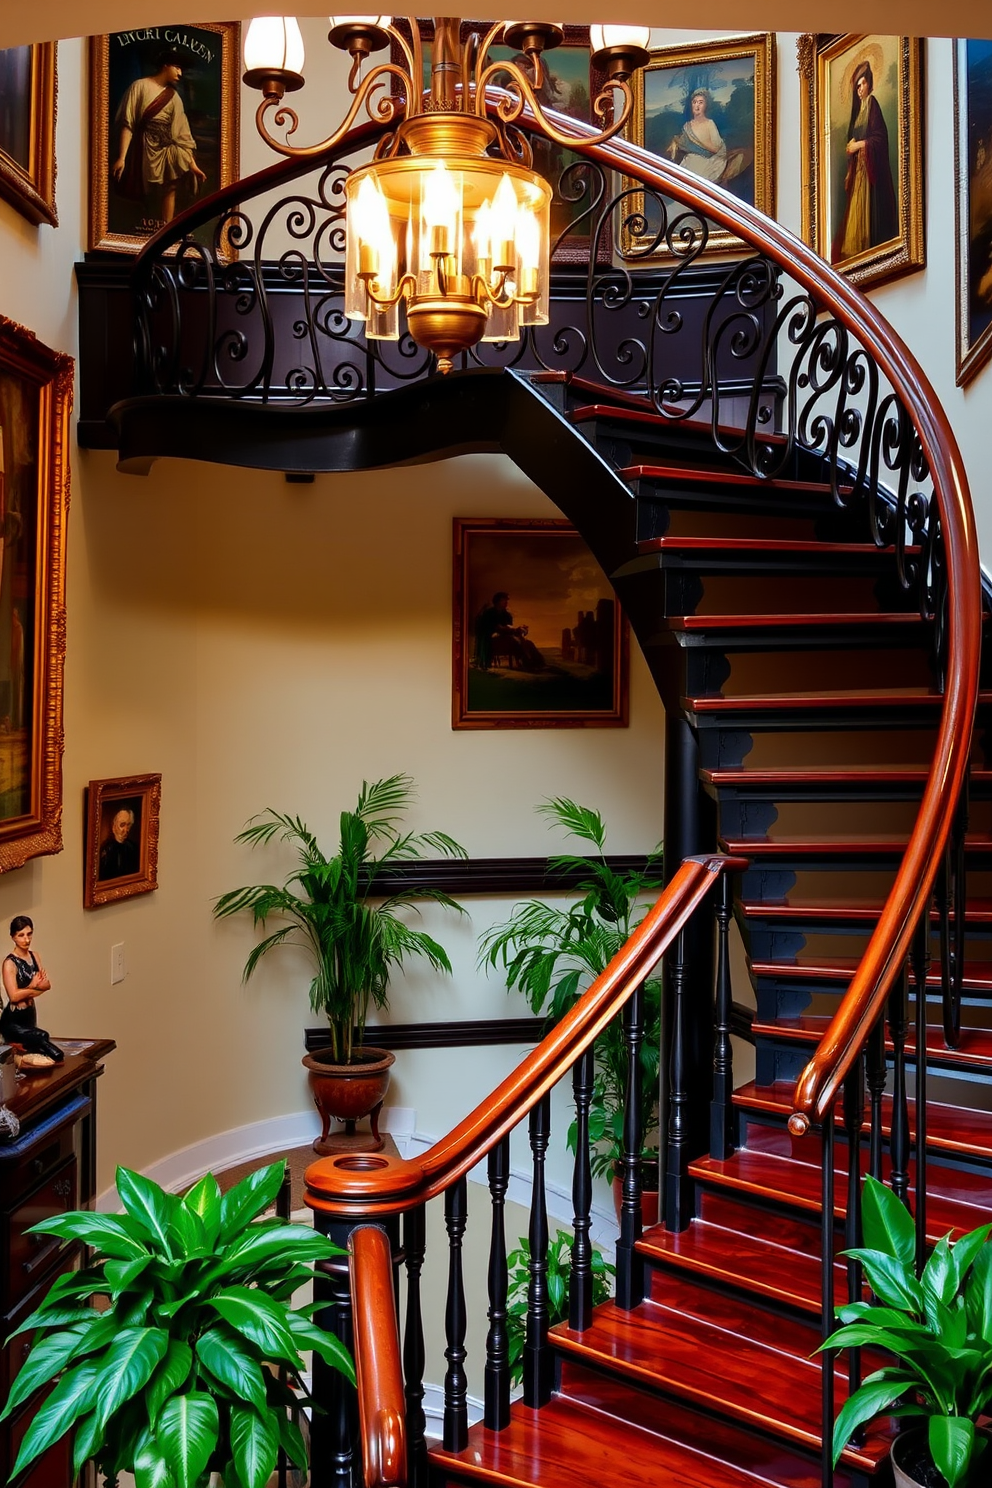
xmin=3 ymin=2 xmax=990 ymax=49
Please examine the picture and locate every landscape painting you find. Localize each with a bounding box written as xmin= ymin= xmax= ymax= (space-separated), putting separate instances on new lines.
xmin=453 ymin=519 xmax=629 ymax=729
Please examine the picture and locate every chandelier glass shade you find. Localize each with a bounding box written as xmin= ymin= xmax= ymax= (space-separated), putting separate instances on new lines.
xmin=241 ymin=15 xmax=651 ymax=371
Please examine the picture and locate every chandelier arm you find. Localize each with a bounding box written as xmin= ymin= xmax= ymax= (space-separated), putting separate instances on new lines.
xmin=474 ymin=61 xmax=633 ymax=147
xmin=364 ymin=272 xmax=417 ymax=313
xmin=384 ymin=23 xmax=420 ymax=116
xmin=472 ymin=20 xmax=509 ymax=100
xmin=254 ymin=65 xmax=410 ymax=159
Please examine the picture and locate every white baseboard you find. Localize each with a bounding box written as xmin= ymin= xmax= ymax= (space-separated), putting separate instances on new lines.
xmin=98 ymin=1106 xmax=620 ymax=1245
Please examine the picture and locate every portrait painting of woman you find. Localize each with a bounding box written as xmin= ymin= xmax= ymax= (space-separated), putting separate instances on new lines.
xmin=831 ymin=58 xmax=898 ymax=261
xmin=800 ymin=33 xmax=924 ymax=290
xmin=624 ymin=33 xmax=775 ymax=261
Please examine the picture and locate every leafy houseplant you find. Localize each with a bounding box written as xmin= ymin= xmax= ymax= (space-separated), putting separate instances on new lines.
xmin=0 ymin=1160 xmax=353 ymax=1488
xmin=214 ymin=775 xmax=467 ymax=1066
xmin=823 ymin=1173 xmax=992 ymax=1488
xmin=506 ymin=1228 xmax=615 ymax=1384
xmin=480 ymin=798 xmax=664 ymax=1181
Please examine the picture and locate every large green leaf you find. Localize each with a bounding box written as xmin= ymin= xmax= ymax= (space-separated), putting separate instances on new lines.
xmin=831 ymin=1371 xmax=914 ymax=1465
xmin=72 ymin=1407 xmax=106 ymax=1475
xmin=146 ymin=1339 xmax=194 ymax=1425
xmin=117 ymin=1167 xmax=178 ymax=1254
xmin=930 ymin=1415 xmax=976 ymax=1488
xmin=195 ymin=1326 xmax=268 ymax=1412
xmin=155 ymin=1392 xmax=219 ymax=1488
xmin=1 ymin=1322 xmax=101 ymax=1420
xmin=277 ymin=1409 xmax=309 ymax=1472
xmin=27 ymin=1211 xmax=149 ymax=1259
xmin=90 ymin=1327 xmax=170 ymax=1432
xmin=182 ymin=1173 xmax=222 ymax=1247
xmin=10 ymin=1358 xmax=102 ymax=1477
xmin=167 ymin=1201 xmax=207 ymax=1259
xmin=845 ymin=1248 xmax=924 ymax=1314
xmin=214 ymin=1223 xmax=339 ymax=1277
xmin=205 ymin=1288 xmax=302 ymax=1366
xmin=285 ymin=1311 xmax=356 ymax=1382
xmin=133 ymin=1428 xmax=178 ymax=1488
xmin=218 ymin=1162 xmax=287 ymax=1242
xmin=965 ymin=1244 xmax=992 ymax=1343
xmin=104 ymin=1255 xmax=154 ymax=1295
xmin=229 ymin=1402 xmax=280 ymax=1488
xmin=860 ymin=1174 xmax=916 ymax=1266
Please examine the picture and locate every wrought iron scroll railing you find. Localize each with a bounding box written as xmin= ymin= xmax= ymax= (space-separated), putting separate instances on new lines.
xmin=132 ymin=101 xmax=982 ymax=1488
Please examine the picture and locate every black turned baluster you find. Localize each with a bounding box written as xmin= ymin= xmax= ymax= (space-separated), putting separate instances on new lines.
xmin=821 ymin=1106 xmax=836 ymax=1488
xmin=484 ymin=1137 xmax=511 ymax=1431
xmin=276 ymin=1169 xmax=292 ymax=1488
xmin=570 ymin=1048 xmax=595 ymax=1331
xmin=524 ymin=1093 xmax=554 ymax=1408
xmin=665 ymin=930 xmax=691 ymax=1233
xmin=403 ymin=1203 xmax=429 ymax=1486
xmin=843 ymin=1066 xmax=864 ymax=1429
xmin=944 ymin=802 xmax=967 ymax=1049
xmin=443 ymin=1177 xmax=469 ymax=1453
xmin=939 ymin=851 xmax=953 ymax=1046
xmin=866 ymin=1018 xmax=886 ymax=1181
xmin=710 ymin=874 xmax=735 ymax=1160
xmin=887 ymin=970 xmax=911 ymax=1208
xmin=617 ymin=981 xmax=646 ymax=1307
xmin=911 ymin=914 xmax=930 ymax=1272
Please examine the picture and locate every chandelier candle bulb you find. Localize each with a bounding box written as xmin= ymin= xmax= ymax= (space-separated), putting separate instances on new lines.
xmin=242 ymin=15 xmax=306 ymax=94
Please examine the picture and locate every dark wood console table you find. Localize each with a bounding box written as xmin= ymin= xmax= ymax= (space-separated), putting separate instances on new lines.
xmin=1 ymin=1038 xmax=115 ymax=1487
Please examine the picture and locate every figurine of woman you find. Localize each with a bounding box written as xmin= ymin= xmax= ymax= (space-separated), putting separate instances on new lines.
xmin=0 ymin=915 xmax=63 ymax=1067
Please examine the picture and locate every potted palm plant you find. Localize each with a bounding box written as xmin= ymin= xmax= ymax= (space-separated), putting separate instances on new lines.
xmin=479 ymin=798 xmax=663 ymax=1208
xmin=215 ymin=775 xmax=466 ymax=1153
xmin=823 ymin=1173 xmax=992 ymax=1488
xmin=0 ymin=1159 xmax=353 ymax=1488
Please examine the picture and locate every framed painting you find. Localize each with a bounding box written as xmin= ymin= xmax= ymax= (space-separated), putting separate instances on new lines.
xmin=88 ymin=22 xmax=240 ymax=253
xmin=84 ymin=773 xmax=161 ymax=908
xmin=453 ymin=519 xmax=629 ymax=730
xmin=954 ymin=39 xmax=992 ymax=388
xmin=0 ymin=317 xmax=71 ymax=873
xmin=392 ymin=21 xmax=608 ymax=262
xmin=0 ymin=43 xmax=57 ymax=226
xmin=798 ymin=33 xmax=925 ymax=289
xmin=621 ymin=33 xmax=775 ymax=261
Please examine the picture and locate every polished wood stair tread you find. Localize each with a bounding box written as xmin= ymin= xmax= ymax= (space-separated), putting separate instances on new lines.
xmin=739 ymin=895 xmax=992 ymax=923
xmin=637 ymin=1217 xmax=847 ymax=1315
xmin=550 ymin=1297 xmax=891 ymax=1470
xmin=669 ymin=611 xmax=924 ymax=631
xmin=689 ymin=689 xmax=954 ymax=711
xmin=706 ymin=767 xmax=990 ymax=787
xmin=620 ymin=464 xmax=817 ymax=491
xmin=428 ymin=1392 xmax=844 ymax=1488
xmin=723 ymin=833 xmax=992 ymax=859
xmin=690 ymin=1146 xmax=992 ymax=1239
xmin=569 ymin=405 xmax=787 ymax=448
xmin=735 ymin=1080 xmax=992 ymax=1161
xmin=639 ymin=536 xmax=909 ymax=557
xmin=752 ymin=1016 xmax=992 ymax=1069
xmin=748 ymin=955 xmax=992 ymax=991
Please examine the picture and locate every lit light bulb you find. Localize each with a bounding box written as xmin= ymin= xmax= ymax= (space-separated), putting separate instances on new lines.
xmin=490 ymin=174 xmax=518 ymax=270
xmin=328 ymin=13 xmax=389 ymax=25
xmin=353 ymin=174 xmax=394 ymax=284
xmin=244 ymin=16 xmax=306 ymax=76
xmin=589 ymin=25 xmax=651 ymax=54
xmin=422 ymin=161 xmax=460 ymax=258
xmin=515 ymin=205 xmax=541 ymax=275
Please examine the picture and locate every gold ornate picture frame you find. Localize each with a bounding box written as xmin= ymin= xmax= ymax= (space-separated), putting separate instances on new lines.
xmin=88 ymin=22 xmax=239 ymax=253
xmin=0 ymin=316 xmax=72 ymax=873
xmin=953 ymin=39 xmax=992 ymax=388
xmin=798 ymin=33 xmax=925 ymax=289
xmin=0 ymin=43 xmax=58 ymax=227
xmin=84 ymin=773 xmax=162 ymax=909
xmin=621 ymin=33 xmax=775 ymax=262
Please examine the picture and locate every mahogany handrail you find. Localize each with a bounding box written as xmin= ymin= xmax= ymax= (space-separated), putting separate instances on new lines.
xmin=305 ymin=853 xmax=744 ymax=1215
xmin=348 ymin=1225 xmax=407 ymax=1488
xmin=552 ymin=121 xmax=981 ymax=1134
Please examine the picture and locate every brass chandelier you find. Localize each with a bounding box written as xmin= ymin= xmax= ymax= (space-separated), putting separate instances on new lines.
xmin=242 ymin=16 xmax=650 ymax=372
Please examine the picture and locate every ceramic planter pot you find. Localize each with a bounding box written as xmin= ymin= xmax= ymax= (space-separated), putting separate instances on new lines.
xmin=891 ymin=1429 xmax=983 ymax=1488
xmin=611 ymin=1163 xmax=661 ymax=1229
xmin=303 ymin=1046 xmax=395 ymax=1155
